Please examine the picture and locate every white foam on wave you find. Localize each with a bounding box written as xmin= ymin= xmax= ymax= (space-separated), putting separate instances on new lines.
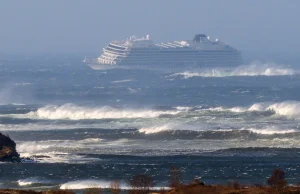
xmin=207 ymin=106 xmax=247 ymax=113
xmin=267 ymin=101 xmax=300 ymax=117
xmin=175 ymin=106 xmax=193 ymax=111
xmin=18 ymin=177 xmax=51 ymax=186
xmin=17 ymin=138 xmax=148 ymax=163
xmin=17 ymin=141 xmax=54 ymax=154
xmin=60 ymin=179 xmax=169 ymax=190
xmin=248 ymin=127 xmax=298 ymax=135
xmin=228 ymin=107 xmax=247 ymax=113
xmin=18 ymin=139 xmax=104 ymax=153
xmin=169 ymin=62 xmax=296 ymax=78
xmin=60 ymin=180 xmax=128 ymax=190
xmin=139 ymin=124 xmax=172 ymax=134
xmin=79 ymin=138 xmax=103 ymax=143
xmin=139 ymin=122 xmax=300 ymax=135
xmin=27 ymin=103 xmax=180 ymax=120
xmin=17 ymin=140 xmax=97 ymax=163
xmin=111 ymin=79 xmax=133 ymax=83
xmin=248 ymin=101 xmax=300 ymax=118
xmin=248 ymin=103 xmax=272 ymax=111
xmin=138 ymin=122 xmax=204 ymax=134
xmin=209 ymin=101 xmax=300 ymax=119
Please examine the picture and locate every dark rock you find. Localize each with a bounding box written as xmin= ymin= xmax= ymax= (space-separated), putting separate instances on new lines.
xmin=0 ymin=133 xmax=21 ymax=162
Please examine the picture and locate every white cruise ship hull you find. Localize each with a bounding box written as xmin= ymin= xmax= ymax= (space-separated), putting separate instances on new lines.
xmin=95 ymin=51 xmax=242 ymax=68
xmin=90 ymin=34 xmax=243 ymax=69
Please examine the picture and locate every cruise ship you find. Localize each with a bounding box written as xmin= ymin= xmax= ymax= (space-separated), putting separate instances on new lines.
xmin=88 ymin=34 xmax=242 ymax=68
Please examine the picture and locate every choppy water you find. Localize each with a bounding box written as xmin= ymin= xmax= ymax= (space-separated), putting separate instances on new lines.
xmin=1 ymin=54 xmax=300 ymax=190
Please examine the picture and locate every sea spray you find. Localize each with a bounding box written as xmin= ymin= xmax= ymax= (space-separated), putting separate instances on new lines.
xmin=210 ymin=101 xmax=300 ymax=118
xmin=17 ymin=177 xmax=52 ymax=186
xmin=60 ymin=180 xmax=129 ymax=190
xmin=169 ymin=62 xmax=297 ymax=78
xmin=31 ymin=103 xmax=181 ymax=120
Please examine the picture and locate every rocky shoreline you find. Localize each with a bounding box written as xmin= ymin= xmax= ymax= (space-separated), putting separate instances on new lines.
xmin=0 ymin=133 xmax=21 ymax=162
xmin=0 ymin=133 xmax=36 ymax=163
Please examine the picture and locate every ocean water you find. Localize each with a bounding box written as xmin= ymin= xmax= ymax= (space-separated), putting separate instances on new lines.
xmin=1 ymin=54 xmax=300 ymax=191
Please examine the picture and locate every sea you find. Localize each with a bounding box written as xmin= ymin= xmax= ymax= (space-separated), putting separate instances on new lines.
xmin=1 ymin=53 xmax=300 ymax=191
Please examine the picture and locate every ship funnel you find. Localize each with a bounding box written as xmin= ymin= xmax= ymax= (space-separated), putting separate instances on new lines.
xmin=193 ymin=34 xmax=208 ymax=42
xmin=146 ymin=34 xmax=150 ymax=40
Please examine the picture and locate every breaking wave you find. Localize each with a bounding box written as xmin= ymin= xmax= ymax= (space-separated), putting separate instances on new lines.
xmin=170 ymin=62 xmax=297 ymax=78
xmin=212 ymin=101 xmax=300 ymax=118
xmin=60 ymin=179 xmax=168 ymax=190
xmin=17 ymin=139 xmax=98 ymax=164
xmin=60 ymin=180 xmax=128 ymax=190
xmin=18 ymin=177 xmax=52 ymax=186
xmin=138 ymin=125 xmax=299 ymax=136
xmin=248 ymin=127 xmax=298 ymax=135
xmin=2 ymin=101 xmax=300 ymax=123
xmin=139 ymin=124 xmax=172 ymax=134
xmin=267 ymin=102 xmax=300 ymax=117
xmin=138 ymin=122 xmax=202 ymax=134
xmin=27 ymin=103 xmax=181 ymax=120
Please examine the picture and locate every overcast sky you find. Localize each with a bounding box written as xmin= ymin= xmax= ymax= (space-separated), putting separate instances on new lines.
xmin=0 ymin=0 xmax=299 ymax=54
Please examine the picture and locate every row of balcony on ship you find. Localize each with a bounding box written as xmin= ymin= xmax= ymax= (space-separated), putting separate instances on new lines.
xmin=98 ymin=54 xmax=241 ymax=64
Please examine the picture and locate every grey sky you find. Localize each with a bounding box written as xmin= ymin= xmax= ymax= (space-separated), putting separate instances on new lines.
xmin=0 ymin=0 xmax=299 ymax=54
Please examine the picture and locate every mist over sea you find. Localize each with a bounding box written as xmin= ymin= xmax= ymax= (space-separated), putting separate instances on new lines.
xmin=1 ymin=54 xmax=300 ymax=190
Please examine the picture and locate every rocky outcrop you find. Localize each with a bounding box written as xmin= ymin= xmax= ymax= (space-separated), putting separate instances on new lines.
xmin=0 ymin=133 xmax=21 ymax=162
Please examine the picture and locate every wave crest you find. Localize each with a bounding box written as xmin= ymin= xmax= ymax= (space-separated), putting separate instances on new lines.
xmin=248 ymin=127 xmax=298 ymax=135
xmin=170 ymin=62 xmax=296 ymax=78
xmin=210 ymin=101 xmax=300 ymax=118
xmin=139 ymin=124 xmax=172 ymax=134
xmin=267 ymin=101 xmax=300 ymax=117
xmin=18 ymin=177 xmax=51 ymax=186
xmin=60 ymin=180 xmax=128 ymax=190
xmin=29 ymin=103 xmax=180 ymax=120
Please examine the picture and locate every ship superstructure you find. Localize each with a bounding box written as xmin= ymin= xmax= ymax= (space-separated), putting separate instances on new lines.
xmin=94 ymin=34 xmax=242 ymax=67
